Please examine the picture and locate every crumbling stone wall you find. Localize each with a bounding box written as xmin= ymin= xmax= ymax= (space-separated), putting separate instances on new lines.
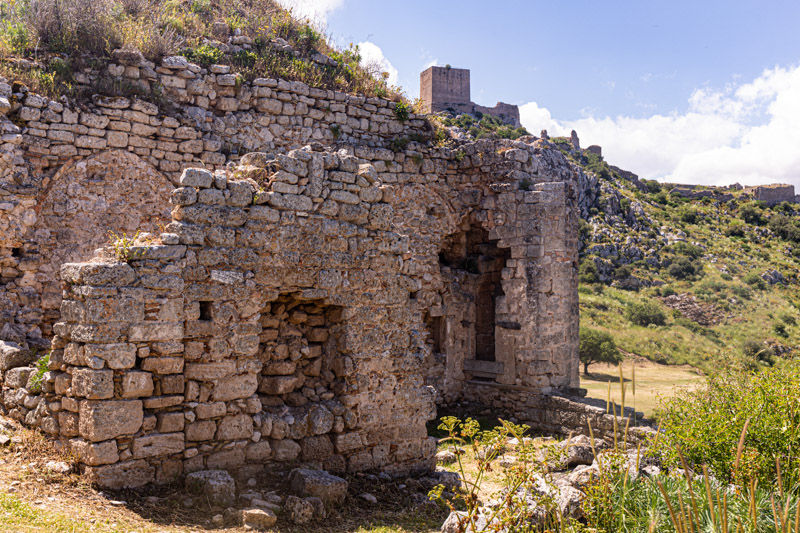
xmin=0 ymin=135 xmax=579 ymax=487
xmin=0 ymin=54 xmax=429 ymax=347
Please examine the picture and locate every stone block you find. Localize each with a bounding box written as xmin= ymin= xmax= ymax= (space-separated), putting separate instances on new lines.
xmin=258 ymin=376 xmax=299 ymax=395
xmin=289 ymin=468 xmax=348 ymax=505
xmin=121 ymin=371 xmax=154 ymax=398
xmin=140 ymin=357 xmax=184 ymax=374
xmin=84 ymin=343 xmax=136 ymax=370
xmin=245 ymin=441 xmax=272 ymax=462
xmin=300 ymin=435 xmax=334 ymax=461
xmin=185 ymin=470 xmax=235 ymax=506
xmin=79 ymin=400 xmax=143 ymax=442
xmin=71 ymin=369 xmax=114 ymax=400
xmin=241 ymin=508 xmax=277 ymax=529
xmin=70 ymin=438 xmax=119 ymax=466
xmin=216 ymin=414 xmax=253 ymax=441
xmin=157 ymin=412 xmax=185 ymax=433
xmin=132 ymin=433 xmax=185 ymax=458
xmin=180 ymin=168 xmax=213 ymax=188
xmin=211 ymin=373 xmax=258 ymax=402
xmin=84 ymin=460 xmax=155 ymax=489
xmin=195 ymin=402 xmax=226 ymax=419
xmin=4 ymin=367 xmax=34 ymax=389
xmin=0 ymin=341 xmax=33 ymax=370
xmin=186 ymin=420 xmax=216 ymax=441
xmin=272 ymin=439 xmax=301 ymax=461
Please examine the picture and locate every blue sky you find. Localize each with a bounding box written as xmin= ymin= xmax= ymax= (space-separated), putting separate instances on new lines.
xmin=279 ymin=0 xmax=800 ymax=188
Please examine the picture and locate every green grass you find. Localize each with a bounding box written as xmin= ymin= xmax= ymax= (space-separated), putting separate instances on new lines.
xmin=0 ymin=492 xmax=131 ymax=532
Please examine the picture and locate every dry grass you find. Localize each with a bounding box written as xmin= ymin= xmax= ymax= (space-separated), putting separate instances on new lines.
xmin=580 ymin=356 xmax=703 ymax=418
xmin=0 ymin=0 xmax=404 ymax=100
xmin=0 ymin=418 xmax=446 ymax=533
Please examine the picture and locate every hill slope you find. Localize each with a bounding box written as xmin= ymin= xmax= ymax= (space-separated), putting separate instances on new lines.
xmin=555 ymin=136 xmax=800 ymax=372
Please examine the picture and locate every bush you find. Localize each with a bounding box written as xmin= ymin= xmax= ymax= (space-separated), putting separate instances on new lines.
xmin=668 ymin=241 xmax=704 ymax=259
xmin=654 ymin=363 xmax=800 ymax=487
xmin=578 ymin=259 xmax=599 ymax=284
xmin=614 ymin=264 xmax=632 ymax=280
xmin=725 ymin=221 xmax=746 ymax=237
xmin=774 ymin=322 xmax=789 ymax=338
xmin=660 ymin=286 xmax=676 ymax=297
xmin=742 ymin=339 xmax=775 ymax=366
xmin=579 ymin=327 xmax=622 ymax=375
xmin=739 ymin=201 xmax=766 ymax=225
xmin=626 ymin=300 xmax=666 ymax=327
xmin=678 ymin=207 xmax=698 ymax=224
xmin=769 ymin=213 xmax=800 ymax=243
xmin=666 ymin=256 xmax=703 ymax=280
xmin=743 ymin=272 xmax=768 ymax=290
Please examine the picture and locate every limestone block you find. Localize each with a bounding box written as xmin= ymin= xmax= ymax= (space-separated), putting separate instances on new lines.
xmin=72 ymin=369 xmax=114 ymax=400
xmin=4 ymin=367 xmax=34 ymax=389
xmin=195 ymin=402 xmax=226 ymax=419
xmin=128 ymin=322 xmax=183 ymax=342
xmin=259 ymin=376 xmax=299 ymax=395
xmin=60 ymin=262 xmax=135 ymax=286
xmin=289 ymin=468 xmax=348 ymax=505
xmin=307 ymin=405 xmax=334 ymax=436
xmin=186 ymin=420 xmax=216 ymax=441
xmin=132 ymin=433 xmax=185 ymax=458
xmin=84 ymin=459 xmax=155 ymax=489
xmin=284 ymin=495 xmax=314 ymax=524
xmin=69 ymin=438 xmax=119 ymax=466
xmin=207 ymin=448 xmax=245 ymax=470
xmin=157 ymin=412 xmax=185 ymax=433
xmin=58 ymin=411 xmax=79 ymax=437
xmin=300 ymin=435 xmax=334 ymax=461
xmin=272 ymin=439 xmax=301 ymax=461
xmin=211 ymin=373 xmax=258 ymax=402
xmin=216 ymin=414 xmax=253 ymax=440
xmin=79 ymin=400 xmax=143 ymax=442
xmin=0 ymin=341 xmax=33 ymax=370
xmin=180 ymin=168 xmax=214 ymax=188
xmin=241 ymin=508 xmax=277 ymax=529
xmin=140 ymin=357 xmax=183 ymax=374
xmin=245 ymin=441 xmax=272 ymax=462
xmin=84 ymin=343 xmax=136 ymax=369
xmin=121 ymin=371 xmax=154 ymax=398
xmin=185 ymin=361 xmax=236 ymax=380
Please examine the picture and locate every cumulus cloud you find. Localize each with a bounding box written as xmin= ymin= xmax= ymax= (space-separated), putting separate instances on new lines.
xmin=520 ymin=64 xmax=800 ymax=187
xmin=276 ymin=0 xmax=344 ymax=22
xmin=357 ymin=41 xmax=399 ymax=86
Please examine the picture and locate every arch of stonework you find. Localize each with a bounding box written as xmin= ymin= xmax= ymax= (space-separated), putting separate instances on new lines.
xmin=30 ymin=151 xmax=173 ymax=336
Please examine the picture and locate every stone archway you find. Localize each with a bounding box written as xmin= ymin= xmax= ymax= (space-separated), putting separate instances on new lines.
xmin=30 ymin=150 xmax=173 ymax=335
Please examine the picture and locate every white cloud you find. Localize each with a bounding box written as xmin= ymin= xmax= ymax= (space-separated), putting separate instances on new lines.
xmin=520 ymin=64 xmax=800 ymax=188
xmin=357 ymin=41 xmax=399 ymax=86
xmin=276 ymin=0 xmax=344 ymax=22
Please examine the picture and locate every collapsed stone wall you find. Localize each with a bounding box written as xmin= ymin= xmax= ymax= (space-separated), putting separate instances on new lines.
xmin=0 ymin=53 xmax=429 ymax=348
xmin=0 ymin=134 xmax=580 ymax=487
xmin=0 ymin=50 xmax=592 ymax=488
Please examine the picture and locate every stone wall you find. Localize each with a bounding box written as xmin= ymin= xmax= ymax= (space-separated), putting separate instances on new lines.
xmin=743 ymin=183 xmax=796 ymax=205
xmin=0 ymin=52 xmax=586 ymax=488
xmin=0 ymin=134 xmax=581 ymax=487
xmin=0 ymin=53 xmax=429 ymax=347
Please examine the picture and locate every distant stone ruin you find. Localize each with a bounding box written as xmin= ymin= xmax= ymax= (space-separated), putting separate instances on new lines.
xmin=0 ymin=52 xmax=639 ymax=489
xmin=420 ymin=66 xmax=522 ymax=127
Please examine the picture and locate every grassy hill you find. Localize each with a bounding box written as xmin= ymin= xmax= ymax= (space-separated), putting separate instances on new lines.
xmin=557 ymin=136 xmax=800 ymax=373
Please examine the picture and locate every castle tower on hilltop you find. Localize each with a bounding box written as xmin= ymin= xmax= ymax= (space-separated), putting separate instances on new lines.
xmin=420 ymin=66 xmax=522 ymax=128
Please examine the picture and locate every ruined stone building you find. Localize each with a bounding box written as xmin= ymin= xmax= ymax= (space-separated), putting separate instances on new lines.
xmin=420 ymin=66 xmax=522 ymax=128
xmin=0 ymin=51 xmax=589 ymax=488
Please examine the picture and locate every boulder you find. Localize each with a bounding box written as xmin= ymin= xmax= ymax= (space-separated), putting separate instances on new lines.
xmin=284 ymin=495 xmax=314 ymax=524
xmin=185 ymin=470 xmax=236 ymax=507
xmin=289 ymin=468 xmax=348 ymax=505
xmin=0 ymin=341 xmax=32 ymax=371
xmin=240 ymin=508 xmax=277 ymax=529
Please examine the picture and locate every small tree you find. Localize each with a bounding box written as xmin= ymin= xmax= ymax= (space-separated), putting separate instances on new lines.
xmin=579 ymin=326 xmax=622 ymax=375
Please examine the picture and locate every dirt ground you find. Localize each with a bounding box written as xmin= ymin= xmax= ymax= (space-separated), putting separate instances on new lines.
xmin=0 ymin=420 xmax=446 ymax=533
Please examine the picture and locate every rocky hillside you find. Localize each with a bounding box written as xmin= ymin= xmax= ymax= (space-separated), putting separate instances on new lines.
xmin=551 ymin=135 xmax=800 ymax=371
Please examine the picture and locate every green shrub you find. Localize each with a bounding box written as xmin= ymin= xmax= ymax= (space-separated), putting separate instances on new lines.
xmin=668 ymin=241 xmax=704 ymax=259
xmin=774 ymin=322 xmax=789 ymax=338
xmin=393 ymin=101 xmax=410 ymax=122
xmin=183 ymin=44 xmax=224 ymax=67
xmin=678 ymin=207 xmax=698 ymax=224
xmin=742 ymin=339 xmax=775 ymax=365
xmin=579 ymin=259 xmax=599 ymax=284
xmin=739 ymin=201 xmax=766 ymax=225
xmin=661 ymin=286 xmax=676 ymax=297
xmin=667 ymin=256 xmax=703 ymax=280
xmin=614 ymin=264 xmax=632 ymax=280
xmin=743 ymin=272 xmax=768 ymax=290
xmin=655 ymin=363 xmax=800 ymax=487
xmin=579 ymin=327 xmax=622 ymax=375
xmin=780 ymin=312 xmax=798 ymax=326
xmin=626 ymin=300 xmax=666 ymax=327
xmin=725 ymin=221 xmax=746 ymax=237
